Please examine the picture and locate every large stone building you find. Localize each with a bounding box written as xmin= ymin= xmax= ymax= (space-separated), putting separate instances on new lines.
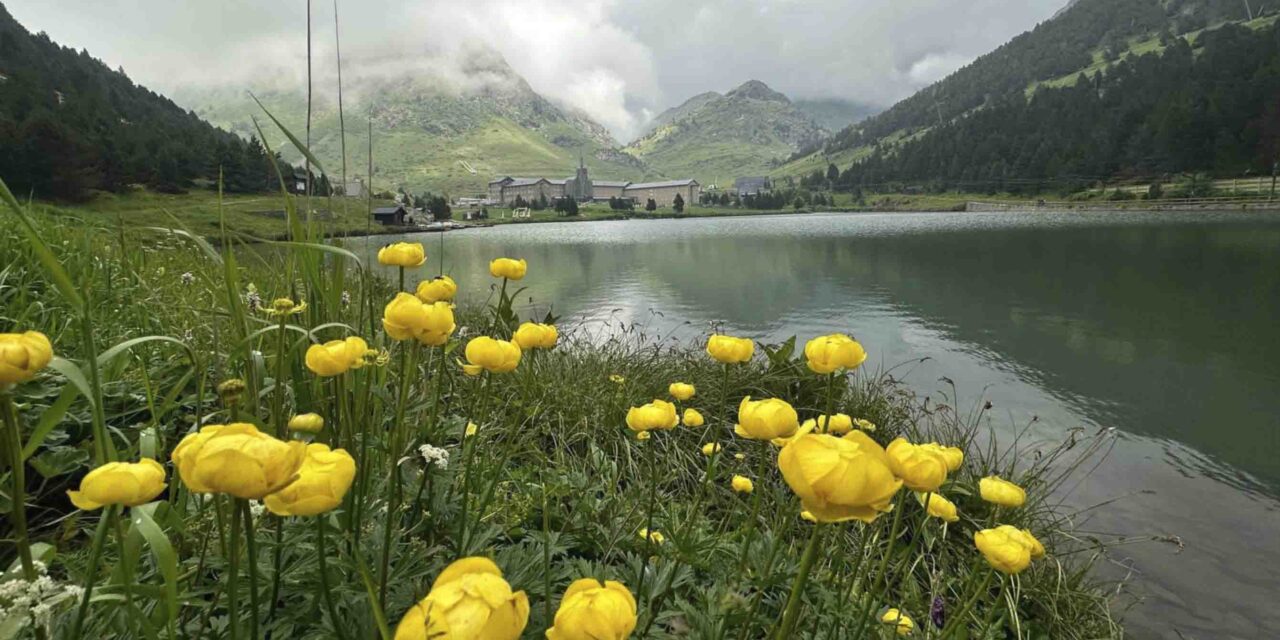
xmin=488 ymin=159 xmax=699 ymax=208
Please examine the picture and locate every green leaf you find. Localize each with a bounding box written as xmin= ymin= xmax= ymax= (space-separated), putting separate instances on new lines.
xmin=141 ymin=221 xmax=223 ymax=266
xmin=250 ymin=93 xmax=328 ymax=175
xmin=0 ymin=177 xmax=86 ymax=313
xmin=23 ymin=384 xmax=80 ymax=460
xmin=97 ymin=335 xmax=196 ymax=369
xmin=47 ymin=356 xmax=94 ymax=405
xmin=29 ymin=446 xmax=89 ymax=478
xmin=132 ymin=504 xmax=179 ymax=628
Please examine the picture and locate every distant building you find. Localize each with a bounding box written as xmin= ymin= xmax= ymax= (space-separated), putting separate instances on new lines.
xmin=487 ymin=159 xmax=700 ymax=207
xmin=734 ymin=176 xmax=771 ymax=196
xmin=342 ymin=179 xmax=366 ymax=198
xmin=372 ymin=205 xmax=407 ymax=226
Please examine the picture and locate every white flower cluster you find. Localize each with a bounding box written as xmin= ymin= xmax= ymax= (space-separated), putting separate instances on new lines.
xmin=245 ymin=283 xmax=262 ymax=312
xmin=0 ymin=561 xmax=84 ymax=632
xmin=341 ymin=290 xmax=352 ymax=307
xmin=249 ymin=501 xmax=266 ymax=518
xmin=419 ymin=444 xmax=450 ymax=470
xmin=180 ymin=271 xmax=195 ymax=286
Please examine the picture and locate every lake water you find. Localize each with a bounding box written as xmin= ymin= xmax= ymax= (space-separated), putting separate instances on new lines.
xmin=357 ymin=210 xmax=1280 ymax=639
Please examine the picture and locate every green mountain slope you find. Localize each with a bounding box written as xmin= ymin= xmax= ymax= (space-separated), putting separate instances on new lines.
xmin=793 ymin=98 xmax=879 ymax=133
xmin=623 ymin=80 xmax=828 ymax=188
xmin=176 ymin=48 xmax=651 ymax=197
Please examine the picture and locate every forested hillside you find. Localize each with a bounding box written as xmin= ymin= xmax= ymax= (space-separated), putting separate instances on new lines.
xmin=837 ymin=19 xmax=1280 ymax=192
xmin=0 ymin=3 xmax=274 ymax=200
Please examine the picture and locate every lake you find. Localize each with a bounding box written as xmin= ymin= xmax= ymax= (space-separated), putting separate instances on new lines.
xmin=357 ymin=210 xmax=1280 ymax=639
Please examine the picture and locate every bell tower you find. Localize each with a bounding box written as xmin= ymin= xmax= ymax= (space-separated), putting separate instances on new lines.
xmin=573 ymin=154 xmax=593 ymax=201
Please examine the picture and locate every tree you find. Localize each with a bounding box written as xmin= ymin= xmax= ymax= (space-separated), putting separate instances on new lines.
xmin=672 ymin=193 xmax=685 ymax=213
xmin=428 ymin=195 xmax=452 ymax=220
xmin=826 ymin=163 xmax=840 ymax=185
xmin=645 ymin=198 xmax=657 ymax=212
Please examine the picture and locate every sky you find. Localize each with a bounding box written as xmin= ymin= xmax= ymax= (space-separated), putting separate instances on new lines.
xmin=6 ymin=0 xmax=1066 ymax=140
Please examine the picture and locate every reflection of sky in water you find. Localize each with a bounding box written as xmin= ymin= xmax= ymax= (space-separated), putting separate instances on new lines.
xmin=358 ymin=210 xmax=1280 ymax=638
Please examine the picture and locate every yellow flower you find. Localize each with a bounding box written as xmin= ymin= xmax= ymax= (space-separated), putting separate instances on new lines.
xmin=416 ymin=275 xmax=458 ymax=303
xmin=886 ymin=438 xmax=950 ymax=492
xmin=799 ymin=510 xmax=817 ymax=523
xmin=0 ymin=331 xmax=53 ymax=386
xmin=701 ymin=442 xmax=722 ymax=456
xmin=638 ymin=528 xmax=665 ymax=545
xmin=734 ymin=396 xmax=799 ymax=441
xmin=67 ymin=459 xmax=166 ymax=510
xmin=305 ymin=337 xmax=369 ymax=377
xmin=265 ymin=297 xmax=307 ymax=317
xmin=513 ymin=322 xmax=558 ymax=350
xmin=1022 ymin=528 xmax=1046 ymax=559
xmin=681 ymin=408 xmax=705 ymax=428
xmin=734 ymin=453 xmax=745 ymax=461
xmin=731 ymin=475 xmax=754 ymax=494
xmin=171 ymin=423 xmax=306 ymax=499
xmin=668 ymin=382 xmax=696 ymax=401
xmin=706 ymin=334 xmax=754 ymax=364
xmin=383 ymin=293 xmax=456 ymax=347
xmin=853 ymin=418 xmax=876 ymax=432
xmin=777 ymin=431 xmax=902 ymax=523
xmin=803 ymin=334 xmax=867 ymax=374
xmin=378 ymin=242 xmax=426 ymax=268
xmin=489 ymin=257 xmax=528 ymax=280
xmin=394 ymin=557 xmax=529 ymax=640
xmin=973 ymin=525 xmax=1040 ymax=574
xmin=919 ymin=443 xmax=963 ymax=472
xmin=915 ymin=492 xmax=959 ymax=523
xmin=815 ymin=413 xmax=854 ymax=435
xmin=880 ymin=609 xmax=915 ymax=636
xmin=635 ymin=431 xmax=651 ymax=441
xmin=545 ymin=578 xmax=637 ymax=640
xmin=979 ymin=475 xmax=1026 ymax=508
xmin=626 ymin=400 xmax=679 ymax=433
xmin=771 ymin=418 xmax=815 ymax=448
xmin=461 ymin=337 xmax=522 ymax=375
xmin=288 ymin=413 xmax=325 ymax=434
xmin=609 ymin=374 xmax=626 ymax=385
xmin=465 ymin=422 xmax=478 ymax=437
xmin=264 ymin=444 xmax=356 ymax=516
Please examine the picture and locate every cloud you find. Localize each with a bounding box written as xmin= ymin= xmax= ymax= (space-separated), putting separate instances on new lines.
xmin=5 ymin=0 xmax=1065 ymax=140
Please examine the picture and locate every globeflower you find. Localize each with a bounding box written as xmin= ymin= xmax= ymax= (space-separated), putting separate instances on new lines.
xmin=416 ymin=275 xmax=457 ymax=303
xmin=731 ymin=475 xmax=754 ymax=494
xmin=512 ymin=322 xmax=558 ymax=350
xmin=681 ymin=408 xmax=705 ymax=427
xmin=264 ymin=444 xmax=356 ymax=516
xmin=880 ymin=609 xmax=915 ymax=636
xmin=854 ymin=418 xmax=876 ymax=432
xmin=777 ymin=431 xmax=902 ymax=523
xmin=701 ymin=442 xmax=722 ymax=456
xmin=626 ymin=399 xmax=679 ymax=433
xmin=886 ymin=438 xmax=951 ymax=492
xmin=171 ymin=423 xmax=305 ymax=499
xmin=383 ymin=293 xmax=456 ymax=346
xmin=393 ymin=557 xmax=529 ymax=640
xmin=920 ymin=443 xmax=964 ymax=472
xmin=915 ymin=492 xmax=959 ymax=523
xmin=0 ymin=330 xmax=53 ymax=386
xmin=489 ymin=257 xmax=528 ymax=280
xmin=734 ymin=396 xmax=799 ymax=441
xmin=545 ymin=578 xmax=637 ymax=640
xmin=378 ymin=242 xmax=426 ymax=268
xmin=706 ymin=335 xmax=754 ymax=364
xmin=668 ymin=382 xmax=696 ymax=401
xmin=288 ymin=413 xmax=325 ymax=434
xmin=979 ymin=475 xmax=1026 ymax=508
xmin=460 ymin=337 xmax=522 ymax=375
xmin=815 ymin=413 xmax=854 ymax=435
xmin=67 ymin=459 xmax=166 ymax=510
xmin=638 ymin=528 xmax=665 ymax=545
xmin=305 ymin=336 xmax=368 ymax=377
xmin=803 ymin=334 xmax=867 ymax=374
xmin=973 ymin=525 xmax=1042 ymax=574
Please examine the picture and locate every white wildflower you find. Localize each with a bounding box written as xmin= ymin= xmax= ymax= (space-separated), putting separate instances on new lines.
xmin=180 ymin=271 xmax=195 ymax=286
xmin=249 ymin=501 xmax=265 ymax=518
xmin=341 ymin=290 xmax=351 ymax=307
xmin=418 ymin=444 xmax=449 ymax=470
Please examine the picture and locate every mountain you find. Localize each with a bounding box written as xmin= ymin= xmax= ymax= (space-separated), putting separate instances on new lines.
xmin=623 ymin=80 xmax=828 ymax=187
xmin=0 ymin=3 xmax=272 ymax=200
xmin=177 ymin=47 xmax=651 ymax=197
xmin=773 ymin=0 xmax=1271 ymax=186
xmin=793 ymin=98 xmax=880 ymax=133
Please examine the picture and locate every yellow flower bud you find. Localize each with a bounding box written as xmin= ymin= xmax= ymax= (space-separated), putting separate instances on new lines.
xmin=305 ymin=337 xmax=369 ymax=377
xmin=465 ymin=422 xmax=478 ymax=437
xmin=217 ymin=378 xmax=247 ymax=400
xmin=803 ymin=334 xmax=867 ymax=374
xmin=288 ymin=413 xmax=325 ymax=433
xmin=171 ymin=423 xmax=306 ymax=499
xmin=701 ymin=442 xmax=722 ymax=456
xmin=378 ymin=242 xmax=426 ymax=268
xmin=974 ymin=525 xmax=1040 ymax=574
xmin=979 ymin=475 xmax=1026 ymax=508
xmin=546 ymin=578 xmax=637 ymax=640
xmin=383 ymin=293 xmax=456 ymax=346
xmin=460 ymin=337 xmax=522 ymax=375
xmin=734 ymin=396 xmax=799 ymax=441
xmin=706 ymin=335 xmax=754 ymax=364
xmin=815 ymin=413 xmax=853 ymax=434
xmin=0 ymin=331 xmax=53 ymax=386
xmin=637 ymin=528 xmax=664 ymax=545
xmin=66 ymin=459 xmax=166 ymax=510
xmin=489 ymin=257 xmax=528 ymax=280
xmin=886 ymin=438 xmax=950 ymax=492
xmin=919 ymin=443 xmax=963 ymax=472
xmin=635 ymin=431 xmax=651 ymax=441
xmin=800 ymin=510 xmax=817 ymax=523
xmin=731 ymin=475 xmax=754 ymax=494
xmin=915 ymin=492 xmax=959 ymax=522
xmin=415 ymin=275 xmax=458 ymax=303
xmin=393 ymin=557 xmax=529 ymax=640
xmin=609 ymin=374 xmax=626 ymax=384
xmin=512 ymin=322 xmax=558 ymax=350
xmin=681 ymin=408 xmax=705 ymax=428
xmin=264 ymin=444 xmax=356 ymax=516
xmin=777 ymin=431 xmax=902 ymax=523
xmin=668 ymin=382 xmax=696 ymax=401
xmin=626 ymin=400 xmax=679 ymax=433
xmin=880 ymin=609 xmax=915 ymax=636
xmin=853 ymin=418 xmax=876 ymax=432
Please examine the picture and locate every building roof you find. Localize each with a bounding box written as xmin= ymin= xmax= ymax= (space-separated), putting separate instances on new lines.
xmin=505 ymin=178 xmax=548 ymax=187
xmin=594 ymin=180 xmax=631 ymax=188
xmin=625 ymin=179 xmax=699 ymax=189
xmin=372 ymin=206 xmax=405 ymax=215
xmin=547 ymin=179 xmax=567 ymax=186
xmin=488 ymin=176 xmax=514 ymax=185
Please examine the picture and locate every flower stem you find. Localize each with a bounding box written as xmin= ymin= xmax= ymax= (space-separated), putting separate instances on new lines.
xmin=227 ymin=498 xmax=242 ymax=640
xmin=316 ymin=517 xmax=349 ymax=640
xmin=635 ymin=437 xmax=659 ymax=607
xmin=241 ymin=501 xmax=261 ymax=640
xmin=69 ymin=506 xmax=114 ymax=637
xmin=938 ymin=569 xmax=995 ymax=640
xmin=0 ymin=392 xmax=37 ymax=579
xmin=775 ymin=522 xmax=825 ymax=639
